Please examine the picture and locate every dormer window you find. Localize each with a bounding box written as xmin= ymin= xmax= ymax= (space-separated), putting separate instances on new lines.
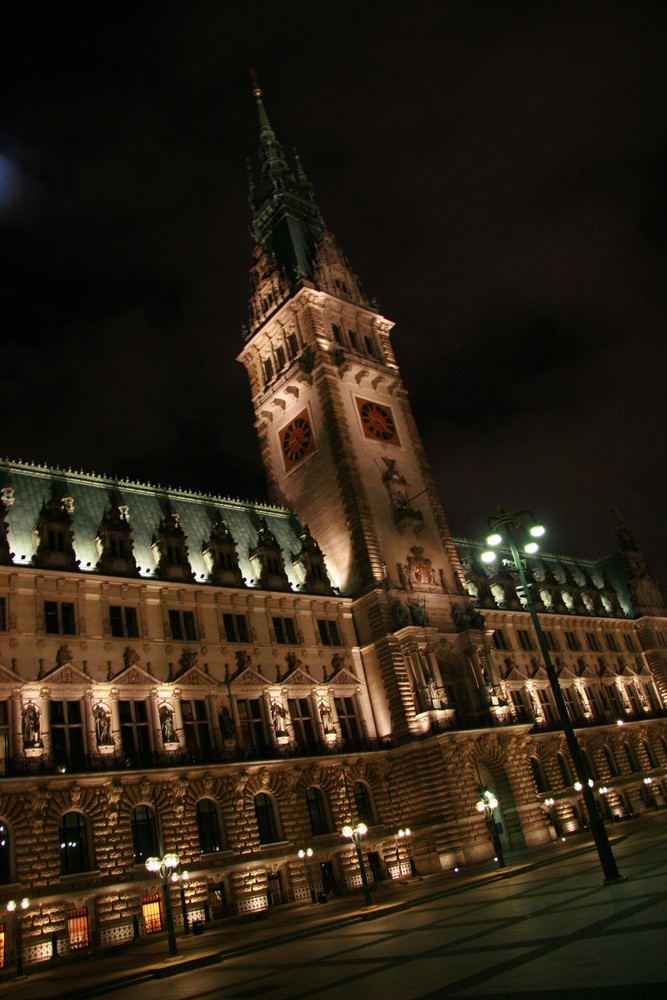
xmin=33 ymin=487 xmax=78 ymax=572
xmin=151 ymin=504 xmax=195 ymax=583
xmin=95 ymin=502 xmax=139 ymax=578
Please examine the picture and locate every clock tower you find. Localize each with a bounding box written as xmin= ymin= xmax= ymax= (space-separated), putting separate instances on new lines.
xmin=238 ymin=82 xmax=488 ymax=738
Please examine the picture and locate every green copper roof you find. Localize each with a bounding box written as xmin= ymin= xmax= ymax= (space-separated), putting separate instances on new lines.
xmin=0 ymin=459 xmax=319 ymax=591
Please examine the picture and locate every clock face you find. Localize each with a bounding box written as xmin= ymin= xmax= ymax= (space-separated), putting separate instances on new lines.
xmin=279 ymin=410 xmax=314 ymax=468
xmin=357 ymin=398 xmax=400 ymax=445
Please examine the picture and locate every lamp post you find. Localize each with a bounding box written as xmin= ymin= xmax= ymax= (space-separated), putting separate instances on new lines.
xmin=6 ymin=897 xmax=29 ymax=977
xmin=482 ymin=506 xmax=622 ymax=884
xmin=342 ymin=823 xmax=372 ymax=906
xmin=298 ymin=847 xmax=316 ymax=903
xmin=170 ymin=867 xmax=190 ymax=934
xmin=397 ymin=827 xmax=417 ymax=876
xmin=145 ymin=852 xmax=179 ymax=956
xmin=476 ymin=790 xmax=505 ymax=867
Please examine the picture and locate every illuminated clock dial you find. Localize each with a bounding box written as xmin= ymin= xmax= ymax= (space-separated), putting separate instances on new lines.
xmin=360 ymin=401 xmax=396 ymax=441
xmin=281 ymin=415 xmax=312 ymax=464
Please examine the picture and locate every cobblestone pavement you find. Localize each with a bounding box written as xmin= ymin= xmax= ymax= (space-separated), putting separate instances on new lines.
xmin=3 ymin=813 xmax=667 ymax=999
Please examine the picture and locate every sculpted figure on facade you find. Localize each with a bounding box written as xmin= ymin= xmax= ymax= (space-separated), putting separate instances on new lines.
xmin=160 ymin=707 xmax=177 ymax=744
xmin=271 ymin=699 xmax=287 ymax=737
xmin=23 ymin=703 xmax=41 ymax=747
xmin=94 ymin=705 xmax=113 ymax=746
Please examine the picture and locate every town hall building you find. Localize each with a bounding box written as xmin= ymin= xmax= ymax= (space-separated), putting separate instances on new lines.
xmin=0 ymin=83 xmax=665 ymax=966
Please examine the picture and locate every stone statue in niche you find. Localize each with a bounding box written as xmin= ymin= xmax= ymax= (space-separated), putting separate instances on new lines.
xmin=382 ymin=458 xmax=424 ymax=531
xmin=391 ymin=600 xmax=410 ymax=629
xmin=56 ymin=644 xmax=72 ymax=668
xmin=94 ymin=705 xmax=113 ymax=746
xmin=408 ymin=599 xmax=429 ymax=626
xmin=23 ymin=704 xmax=41 ymax=747
xmin=319 ymin=699 xmax=335 ymax=734
xmin=271 ymin=700 xmax=287 ymax=737
xmin=161 ymin=708 xmax=177 ymax=744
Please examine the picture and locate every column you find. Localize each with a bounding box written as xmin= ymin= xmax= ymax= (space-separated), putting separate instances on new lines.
xmin=84 ymin=687 xmax=97 ymax=755
xmin=150 ymin=690 xmax=164 ymax=750
xmin=39 ymin=687 xmax=51 ymax=755
xmin=172 ymin=689 xmax=185 ymax=746
xmin=109 ymin=688 xmax=122 ymax=752
xmin=11 ymin=689 xmax=23 ymax=758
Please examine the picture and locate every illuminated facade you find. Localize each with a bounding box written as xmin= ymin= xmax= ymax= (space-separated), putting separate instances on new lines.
xmin=0 ymin=85 xmax=666 ymax=965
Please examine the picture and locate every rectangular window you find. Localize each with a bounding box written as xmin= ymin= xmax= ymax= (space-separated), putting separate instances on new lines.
xmin=544 ymin=631 xmax=558 ymax=651
xmin=237 ymin=699 xmax=267 ymax=753
xmin=272 ymin=616 xmax=296 ymax=644
xmin=168 ymin=610 xmax=196 ymax=641
xmin=536 ymin=688 xmax=556 ymax=723
xmin=67 ymin=908 xmax=90 ymax=950
xmin=119 ymin=700 xmax=151 ymax=762
xmin=332 ymin=323 xmax=343 ymax=345
xmin=564 ymin=632 xmax=580 ymax=651
xmin=288 ymin=697 xmax=317 ymax=750
xmin=317 ymin=620 xmax=341 ymax=646
xmin=222 ymin=613 xmax=249 ymax=643
xmin=0 ymin=597 xmax=5 ymax=631
xmin=142 ymin=894 xmax=163 ymax=934
xmin=623 ymin=633 xmax=639 ymax=652
xmin=182 ymin=699 xmax=211 ymax=754
xmin=510 ymin=690 xmax=530 ymax=722
xmin=334 ymin=696 xmax=361 ymax=744
xmin=586 ymin=632 xmax=601 ymax=651
xmin=492 ymin=629 xmax=509 ymax=651
xmin=45 ymin=600 xmax=76 ymax=636
xmin=562 ymin=686 xmax=579 ymax=720
xmin=50 ymin=700 xmax=85 ymax=765
xmin=605 ymin=633 xmax=619 ymax=651
xmin=287 ymin=332 xmax=299 ymax=358
xmin=109 ymin=605 xmax=139 ymax=638
xmin=264 ymin=357 xmax=274 ymax=383
xmin=348 ymin=330 xmax=359 ymax=351
xmin=276 ymin=344 xmax=286 ymax=370
xmin=364 ymin=335 xmax=376 ymax=357
xmin=517 ymin=629 xmax=535 ymax=651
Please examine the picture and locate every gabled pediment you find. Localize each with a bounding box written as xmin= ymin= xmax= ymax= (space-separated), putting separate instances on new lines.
xmin=112 ymin=663 xmax=157 ymax=685
xmin=42 ymin=661 xmax=91 ymax=685
xmin=579 ymin=663 xmax=598 ymax=679
xmin=506 ymin=666 xmax=527 ymax=682
xmin=557 ymin=666 xmax=576 ymax=681
xmin=284 ymin=667 xmax=318 ymax=687
xmin=531 ymin=666 xmax=549 ymax=681
xmin=0 ymin=660 xmax=21 ymax=684
xmin=176 ymin=666 xmax=217 ymax=687
xmin=330 ymin=667 xmax=362 ymax=687
xmin=231 ymin=666 xmax=270 ymax=687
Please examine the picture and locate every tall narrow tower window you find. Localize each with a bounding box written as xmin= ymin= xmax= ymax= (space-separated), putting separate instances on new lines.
xmin=264 ymin=357 xmax=274 ymax=383
xmin=332 ymin=323 xmax=343 ymax=345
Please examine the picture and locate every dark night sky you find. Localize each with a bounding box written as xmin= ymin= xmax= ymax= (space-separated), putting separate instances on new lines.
xmin=1 ymin=2 xmax=666 ymax=586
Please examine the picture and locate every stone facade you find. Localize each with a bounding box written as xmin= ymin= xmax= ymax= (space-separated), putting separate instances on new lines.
xmin=0 ymin=84 xmax=666 ymax=967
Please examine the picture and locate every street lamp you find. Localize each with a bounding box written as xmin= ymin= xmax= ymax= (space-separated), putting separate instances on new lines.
xmin=298 ymin=847 xmax=317 ymax=903
xmin=170 ymin=867 xmax=190 ymax=934
xmin=482 ymin=506 xmax=622 ymax=884
xmin=145 ymin=852 xmax=179 ymax=956
xmin=6 ymin=897 xmax=29 ymax=977
xmin=476 ymin=790 xmax=505 ymax=867
xmin=342 ymin=823 xmax=372 ymax=906
xmin=397 ymin=827 xmax=417 ymax=876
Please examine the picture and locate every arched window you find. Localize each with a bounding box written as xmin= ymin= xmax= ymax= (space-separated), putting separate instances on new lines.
xmin=254 ymin=793 xmax=279 ymax=845
xmin=581 ymin=749 xmax=598 ymax=782
xmin=642 ymin=740 xmax=657 ymax=769
xmin=131 ymin=805 xmax=159 ymax=863
xmin=196 ymin=799 xmax=224 ymax=854
xmin=353 ymin=781 xmax=375 ymax=826
xmin=530 ymin=757 xmax=548 ymax=794
xmin=306 ymin=786 xmax=331 ymax=837
xmin=603 ymin=745 xmax=619 ymax=778
xmin=59 ymin=812 xmax=90 ymax=875
xmin=624 ymin=743 xmax=641 ymax=773
xmin=557 ymin=753 xmax=574 ymax=788
xmin=0 ymin=820 xmax=11 ymax=884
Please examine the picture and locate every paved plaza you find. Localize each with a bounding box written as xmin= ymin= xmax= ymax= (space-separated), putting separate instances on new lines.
xmin=2 ymin=813 xmax=667 ymax=999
